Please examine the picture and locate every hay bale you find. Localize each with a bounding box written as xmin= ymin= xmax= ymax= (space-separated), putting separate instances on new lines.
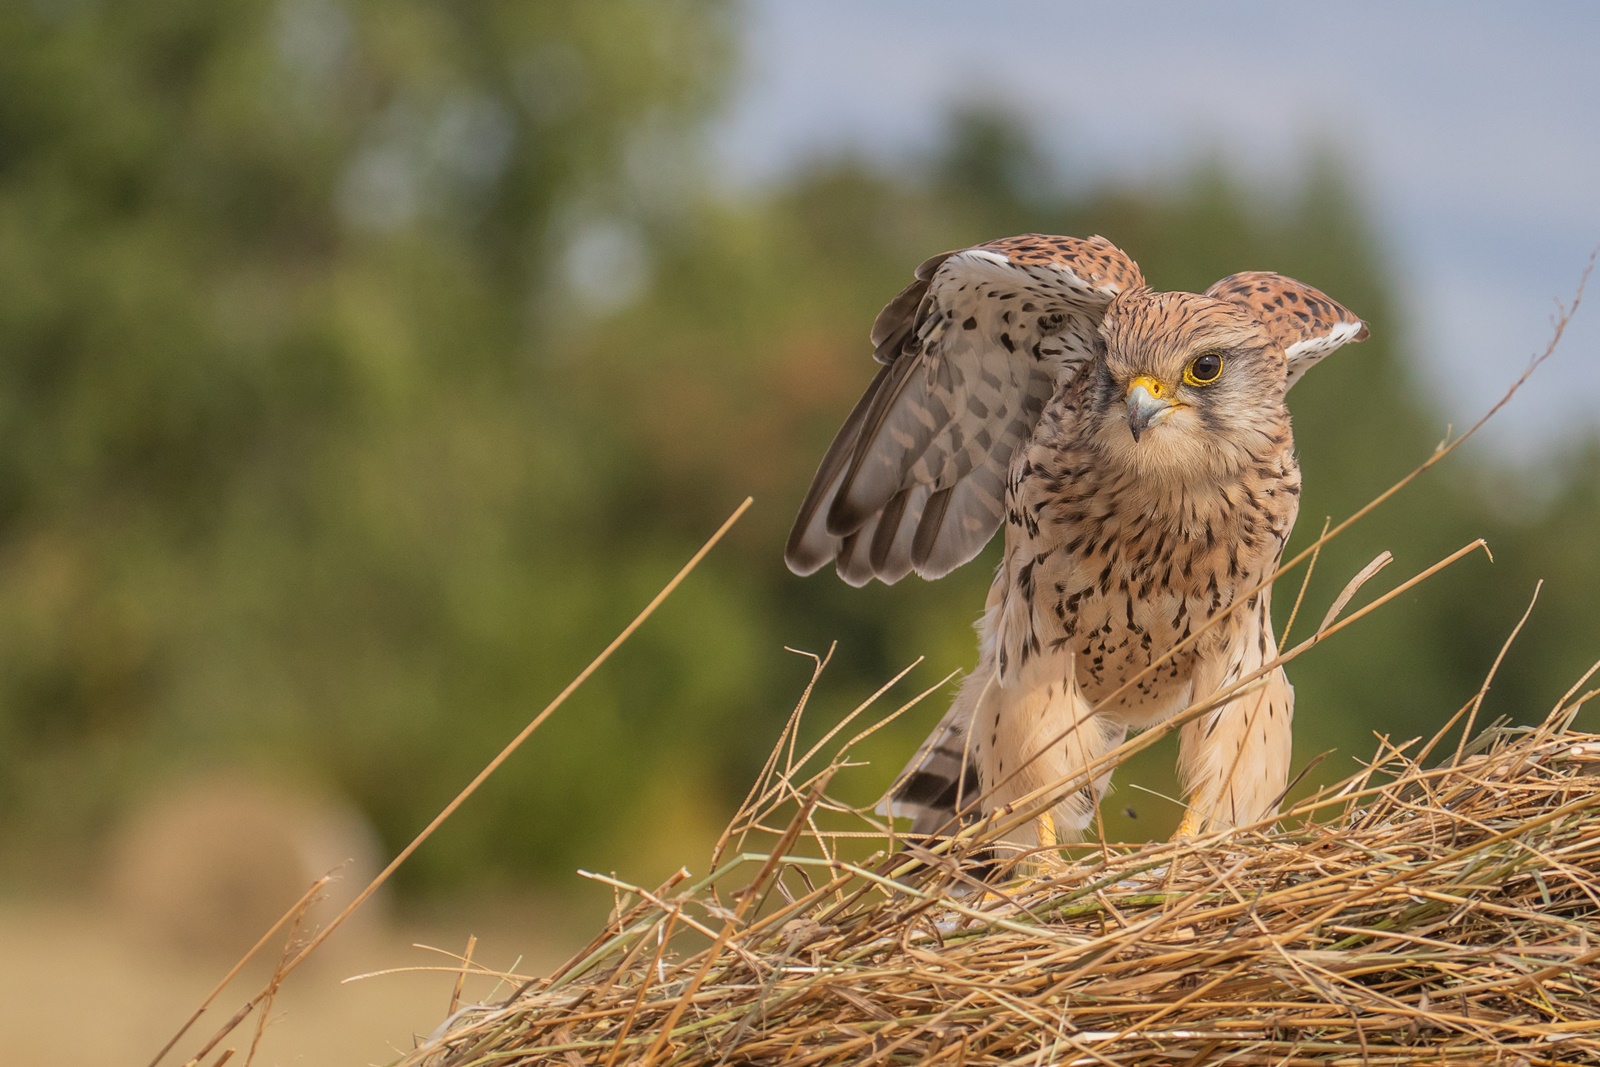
xmin=405 ymin=706 xmax=1600 ymax=1066
xmin=105 ymin=772 xmax=387 ymax=960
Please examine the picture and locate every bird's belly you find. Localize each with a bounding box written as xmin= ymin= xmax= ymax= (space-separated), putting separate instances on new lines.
xmin=1066 ymin=590 xmax=1200 ymax=728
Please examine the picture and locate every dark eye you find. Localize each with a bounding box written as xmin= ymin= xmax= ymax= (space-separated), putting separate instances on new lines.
xmin=1184 ymin=352 xmax=1224 ymax=386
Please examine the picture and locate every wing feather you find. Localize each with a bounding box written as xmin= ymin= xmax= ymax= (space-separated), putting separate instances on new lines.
xmin=869 ymin=250 xmax=958 ymax=358
xmin=787 ymin=234 xmax=1143 ymax=585
xmin=1205 ymin=271 xmax=1368 ymax=389
xmin=784 ymin=363 xmax=893 ymax=576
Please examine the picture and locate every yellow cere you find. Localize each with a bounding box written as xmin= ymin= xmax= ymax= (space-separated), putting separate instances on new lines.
xmin=1127 ymin=374 xmax=1168 ymax=399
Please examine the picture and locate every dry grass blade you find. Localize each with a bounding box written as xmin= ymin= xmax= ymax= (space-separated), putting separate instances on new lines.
xmin=243 ymin=888 xmax=316 ymax=1067
xmin=399 ymin=262 xmax=1598 ymax=1067
xmin=1278 ymin=515 xmax=1331 ymax=652
xmin=402 ymin=670 xmax=1600 ymax=1067
xmin=144 ymin=875 xmax=331 ymax=1067
xmin=1315 ymin=550 xmax=1392 ymax=635
xmin=449 ymin=935 xmax=478 ymax=1017
xmin=151 ymin=497 xmax=754 ymax=1067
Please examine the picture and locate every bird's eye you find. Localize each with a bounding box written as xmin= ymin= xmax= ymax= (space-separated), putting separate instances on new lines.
xmin=1183 ymin=352 xmax=1224 ymax=386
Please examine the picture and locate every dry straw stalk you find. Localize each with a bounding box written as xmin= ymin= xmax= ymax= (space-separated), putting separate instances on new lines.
xmin=153 ymin=260 xmax=1596 ymax=1067
xmin=404 ymin=672 xmax=1600 ymax=1067
xmin=397 ymin=268 xmax=1600 ymax=1067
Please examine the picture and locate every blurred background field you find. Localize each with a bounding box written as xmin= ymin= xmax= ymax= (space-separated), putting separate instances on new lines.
xmin=0 ymin=2 xmax=1597 ymax=1063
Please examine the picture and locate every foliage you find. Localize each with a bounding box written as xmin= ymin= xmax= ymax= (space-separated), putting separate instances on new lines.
xmin=0 ymin=6 xmax=1594 ymax=894
xmin=0 ymin=0 xmax=736 ymax=889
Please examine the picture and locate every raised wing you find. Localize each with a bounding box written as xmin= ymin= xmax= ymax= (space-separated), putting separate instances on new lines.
xmin=786 ymin=234 xmax=1144 ymax=586
xmin=1205 ymin=271 xmax=1368 ymax=389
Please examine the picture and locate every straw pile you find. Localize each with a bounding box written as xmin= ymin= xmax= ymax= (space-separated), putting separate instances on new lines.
xmin=402 ymin=674 xmax=1600 ymax=1067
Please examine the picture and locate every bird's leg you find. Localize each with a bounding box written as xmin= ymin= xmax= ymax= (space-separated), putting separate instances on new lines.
xmin=1172 ymin=805 xmax=1204 ymax=839
xmin=1024 ymin=807 xmax=1074 ymax=878
xmin=1036 ymin=808 xmax=1059 ymax=849
xmin=1176 ymin=665 xmax=1293 ymax=840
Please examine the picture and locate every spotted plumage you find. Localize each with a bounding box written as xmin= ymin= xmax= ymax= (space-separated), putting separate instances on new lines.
xmin=786 ymin=234 xmax=1367 ymax=846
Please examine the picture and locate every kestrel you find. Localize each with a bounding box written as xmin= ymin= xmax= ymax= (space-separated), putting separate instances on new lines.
xmin=786 ymin=235 xmax=1367 ymax=847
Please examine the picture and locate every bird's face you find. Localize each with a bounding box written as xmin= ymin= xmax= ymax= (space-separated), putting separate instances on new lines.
xmin=1093 ymin=290 xmax=1289 ymax=485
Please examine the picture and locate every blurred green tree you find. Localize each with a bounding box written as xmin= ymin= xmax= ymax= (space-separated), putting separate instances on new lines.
xmin=0 ymin=6 xmax=1593 ymax=898
xmin=0 ymin=0 xmax=738 ymax=891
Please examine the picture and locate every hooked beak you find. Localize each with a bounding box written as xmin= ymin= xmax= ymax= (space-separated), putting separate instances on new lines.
xmin=1125 ymin=375 xmax=1177 ymax=442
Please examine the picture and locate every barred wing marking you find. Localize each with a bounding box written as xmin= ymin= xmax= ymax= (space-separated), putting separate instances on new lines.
xmin=786 ymin=234 xmax=1144 ymax=586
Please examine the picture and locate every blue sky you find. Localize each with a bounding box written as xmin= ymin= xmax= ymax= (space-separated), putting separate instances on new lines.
xmin=709 ymin=1 xmax=1600 ymax=460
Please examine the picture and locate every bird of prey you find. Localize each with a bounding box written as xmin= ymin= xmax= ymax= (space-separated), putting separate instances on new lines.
xmin=786 ymin=234 xmax=1367 ymax=848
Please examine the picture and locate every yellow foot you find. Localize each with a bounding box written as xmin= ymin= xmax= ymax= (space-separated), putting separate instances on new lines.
xmin=1173 ymin=807 xmax=1204 ymax=840
xmin=1027 ymin=810 xmax=1070 ymax=877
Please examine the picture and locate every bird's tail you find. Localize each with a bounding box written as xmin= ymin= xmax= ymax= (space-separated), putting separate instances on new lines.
xmin=877 ymin=671 xmax=988 ymax=838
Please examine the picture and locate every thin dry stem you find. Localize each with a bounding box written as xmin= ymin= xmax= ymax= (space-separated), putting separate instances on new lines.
xmin=399 ymin=258 xmax=1597 ymax=1067
xmin=153 ymin=498 xmax=754 ymax=1067
xmin=402 ymin=682 xmax=1600 ymax=1067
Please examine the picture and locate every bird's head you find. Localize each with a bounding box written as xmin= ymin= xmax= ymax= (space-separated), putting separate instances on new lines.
xmin=1092 ymin=289 xmax=1289 ymax=485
